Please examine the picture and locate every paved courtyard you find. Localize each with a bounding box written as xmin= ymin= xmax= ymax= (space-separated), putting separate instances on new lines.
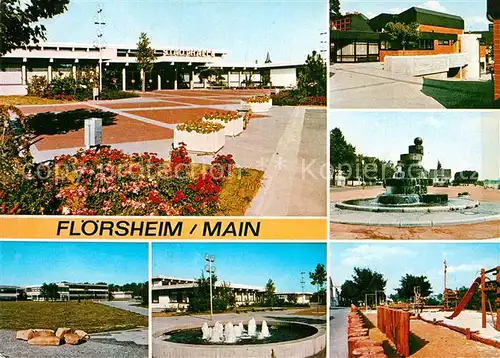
xmin=330 ymin=186 xmax=500 ymax=239
xmin=330 ymin=63 xmax=445 ymax=109
xmin=17 ymin=89 xmax=326 ymax=216
xmin=98 ymin=301 xmax=148 ymax=316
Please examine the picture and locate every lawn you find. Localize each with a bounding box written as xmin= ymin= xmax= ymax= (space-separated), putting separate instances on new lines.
xmin=0 ymin=96 xmax=77 ymax=106
xmin=421 ymin=78 xmax=499 ymax=109
xmin=0 ymin=301 xmax=148 ymax=333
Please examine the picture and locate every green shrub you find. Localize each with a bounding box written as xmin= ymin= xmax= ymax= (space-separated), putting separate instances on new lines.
xmin=27 ymin=76 xmax=50 ymax=97
xmin=100 ymin=89 xmax=140 ymax=100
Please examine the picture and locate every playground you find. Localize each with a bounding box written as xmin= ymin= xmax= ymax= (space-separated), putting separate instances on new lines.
xmin=331 ymin=243 xmax=500 ymax=357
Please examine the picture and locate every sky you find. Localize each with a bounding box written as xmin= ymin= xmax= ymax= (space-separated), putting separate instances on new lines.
xmin=341 ymin=0 xmax=490 ymax=32
xmin=152 ymin=243 xmax=326 ymax=293
xmin=0 ymin=242 xmax=148 ymax=286
xmin=329 ymin=111 xmax=493 ymax=179
xmin=37 ymin=0 xmax=327 ymax=62
xmin=330 ymin=242 xmax=500 ymax=298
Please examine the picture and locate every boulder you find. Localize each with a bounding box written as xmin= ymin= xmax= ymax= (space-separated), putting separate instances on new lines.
xmin=74 ymin=329 xmax=90 ymax=341
xmin=55 ymin=327 xmax=73 ymax=338
xmin=64 ymin=332 xmax=83 ymax=345
xmin=28 ymin=336 xmax=61 ymax=346
xmin=31 ymin=329 xmax=55 ymax=338
xmin=16 ymin=329 xmax=34 ymax=341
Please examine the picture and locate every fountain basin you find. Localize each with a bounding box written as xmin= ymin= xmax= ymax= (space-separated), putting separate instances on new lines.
xmin=153 ymin=321 xmax=326 ymax=358
xmin=336 ymin=197 xmax=479 ymax=213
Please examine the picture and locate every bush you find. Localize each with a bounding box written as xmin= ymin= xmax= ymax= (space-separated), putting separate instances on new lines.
xmin=100 ymin=89 xmax=140 ymax=100
xmin=27 ymin=76 xmax=50 ymax=97
xmin=271 ymin=90 xmax=326 ymax=106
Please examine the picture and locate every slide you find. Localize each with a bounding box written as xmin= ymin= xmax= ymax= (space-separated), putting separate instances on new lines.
xmin=446 ymin=277 xmax=481 ymax=319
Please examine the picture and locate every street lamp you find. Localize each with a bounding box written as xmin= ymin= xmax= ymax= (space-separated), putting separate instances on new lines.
xmin=361 ymin=158 xmax=365 ymax=189
xmin=94 ymin=4 xmax=106 ymax=92
xmin=205 ymin=253 xmax=216 ymax=321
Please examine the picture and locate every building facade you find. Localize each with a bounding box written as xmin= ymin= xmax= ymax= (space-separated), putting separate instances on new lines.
xmin=276 ymin=292 xmax=313 ymax=304
xmin=331 ymin=7 xmax=481 ymax=64
xmin=151 ymin=276 xmax=263 ymax=311
xmin=25 ymin=282 xmax=108 ymax=301
xmin=0 ymin=43 xmax=303 ymax=95
xmin=0 ymin=285 xmax=23 ymax=301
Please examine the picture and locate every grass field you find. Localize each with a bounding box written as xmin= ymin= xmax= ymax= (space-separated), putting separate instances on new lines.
xmin=0 ymin=301 xmax=148 ymax=333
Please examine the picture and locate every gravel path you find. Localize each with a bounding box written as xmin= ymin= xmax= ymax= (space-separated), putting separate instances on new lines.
xmin=0 ymin=330 xmax=147 ymax=358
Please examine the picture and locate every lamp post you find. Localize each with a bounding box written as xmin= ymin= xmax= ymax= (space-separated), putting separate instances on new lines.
xmin=205 ymin=253 xmax=216 ymax=321
xmin=361 ymin=158 xmax=365 ymax=189
xmin=94 ymin=4 xmax=106 ymax=92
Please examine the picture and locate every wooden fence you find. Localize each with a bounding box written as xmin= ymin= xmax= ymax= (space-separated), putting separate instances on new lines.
xmin=377 ymin=306 xmax=410 ymax=357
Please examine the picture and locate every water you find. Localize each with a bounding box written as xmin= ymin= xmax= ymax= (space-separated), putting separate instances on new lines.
xmin=344 ymin=197 xmax=472 ymax=208
xmin=164 ymin=322 xmax=318 ymax=345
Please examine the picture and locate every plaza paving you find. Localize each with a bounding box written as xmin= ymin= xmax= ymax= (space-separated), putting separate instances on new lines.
xmin=330 ymin=186 xmax=500 ymax=239
xmin=17 ymin=89 xmax=326 ymax=216
xmin=329 ymin=307 xmax=349 ymax=358
xmin=330 ymin=63 xmax=444 ymax=109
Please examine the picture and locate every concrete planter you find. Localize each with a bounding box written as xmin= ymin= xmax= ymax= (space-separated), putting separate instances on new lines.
xmin=203 ymin=116 xmax=243 ymax=136
xmin=241 ymin=100 xmax=271 ymax=113
xmin=174 ymin=129 xmax=225 ymax=153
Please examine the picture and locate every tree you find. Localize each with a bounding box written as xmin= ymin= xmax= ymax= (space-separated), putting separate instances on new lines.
xmin=330 ymin=0 xmax=341 ymax=19
xmin=339 ymin=268 xmax=387 ymax=307
xmin=385 ymin=22 xmax=420 ymax=51
xmin=0 ymin=0 xmax=70 ymax=56
xmin=454 ymin=171 xmax=479 ymax=185
xmin=264 ymin=279 xmax=276 ymax=307
xmin=394 ymin=274 xmax=432 ymax=302
xmin=40 ymin=283 xmax=60 ymax=301
xmin=141 ymin=281 xmax=149 ymax=306
xmin=310 ymin=264 xmax=327 ymax=309
xmin=136 ymin=32 xmax=155 ymax=92
xmin=297 ymin=50 xmax=326 ymax=97
xmin=437 ymin=161 xmax=442 ymax=170
xmin=330 ymin=128 xmax=356 ymax=185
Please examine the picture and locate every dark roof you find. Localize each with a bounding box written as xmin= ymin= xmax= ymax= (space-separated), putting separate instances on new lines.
xmin=369 ymin=13 xmax=399 ymax=31
xmin=398 ymin=7 xmax=464 ymax=30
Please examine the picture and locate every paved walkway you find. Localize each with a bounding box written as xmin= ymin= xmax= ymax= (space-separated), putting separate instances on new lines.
xmin=25 ymin=92 xmax=327 ymax=216
xmin=98 ymin=300 xmax=148 ymax=316
xmin=153 ymin=309 xmax=326 ymax=332
xmin=330 ymin=63 xmax=444 ymax=109
xmin=0 ymin=329 xmax=147 ymax=358
xmin=329 ymin=308 xmax=349 ymax=358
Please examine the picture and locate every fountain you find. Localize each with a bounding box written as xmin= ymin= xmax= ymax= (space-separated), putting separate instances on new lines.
xmin=377 ymin=137 xmax=446 ymax=205
xmin=334 ymin=137 xmax=480 ymax=213
xmin=155 ymin=318 xmax=325 ymax=358
xmin=257 ymin=320 xmax=270 ymax=339
xmin=247 ymin=317 xmax=257 ymax=337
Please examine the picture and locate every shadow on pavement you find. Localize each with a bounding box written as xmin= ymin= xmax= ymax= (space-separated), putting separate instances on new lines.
xmin=421 ymin=78 xmax=498 ymax=109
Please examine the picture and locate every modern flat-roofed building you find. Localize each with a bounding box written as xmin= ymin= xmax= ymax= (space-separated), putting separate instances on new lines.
xmin=0 ymin=43 xmax=305 ymax=95
xmin=151 ymin=276 xmax=264 ymax=311
xmin=25 ymin=281 xmax=108 ymax=301
xmin=276 ymin=292 xmax=313 ymax=304
xmin=112 ymin=291 xmax=134 ymax=300
xmin=331 ymin=7 xmax=478 ymax=65
xmin=0 ymin=285 xmax=24 ymax=301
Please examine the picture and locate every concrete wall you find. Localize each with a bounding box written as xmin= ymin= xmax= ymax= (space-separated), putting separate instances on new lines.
xmin=384 ymin=53 xmax=466 ymax=77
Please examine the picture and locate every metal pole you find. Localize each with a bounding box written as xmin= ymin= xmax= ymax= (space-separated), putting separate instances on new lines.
xmin=95 ymin=4 xmax=105 ymax=92
xmin=209 ymin=259 xmax=213 ymax=321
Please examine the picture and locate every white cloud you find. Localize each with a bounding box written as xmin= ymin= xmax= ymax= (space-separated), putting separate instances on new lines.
xmin=341 ymin=244 xmax=415 ymax=267
xmin=420 ymin=1 xmax=448 ymax=13
xmin=464 ymin=16 xmax=490 ymax=31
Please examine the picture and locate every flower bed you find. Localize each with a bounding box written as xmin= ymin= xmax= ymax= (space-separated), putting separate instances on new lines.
xmin=241 ymin=95 xmax=272 ymax=113
xmin=175 ymin=121 xmax=225 ymax=153
xmin=202 ymin=111 xmax=243 ymax=136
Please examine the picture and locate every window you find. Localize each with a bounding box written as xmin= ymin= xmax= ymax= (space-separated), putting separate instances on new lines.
xmin=438 ymin=40 xmax=450 ymax=46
